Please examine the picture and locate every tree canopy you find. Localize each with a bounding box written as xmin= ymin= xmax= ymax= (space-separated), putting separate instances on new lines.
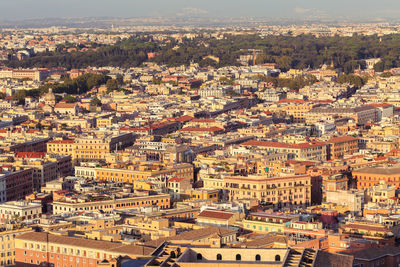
xmin=4 ymin=34 xmax=400 ymax=73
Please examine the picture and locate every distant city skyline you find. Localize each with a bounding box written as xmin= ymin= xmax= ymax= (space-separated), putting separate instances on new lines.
xmin=2 ymin=0 xmax=400 ymax=22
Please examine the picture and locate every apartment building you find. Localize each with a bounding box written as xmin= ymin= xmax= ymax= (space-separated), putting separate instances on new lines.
xmin=52 ymin=193 xmax=171 ymax=215
xmin=224 ymin=174 xmax=312 ymax=208
xmin=0 ymin=168 xmax=33 ymax=202
xmin=14 ymin=232 xmax=155 ymax=267
xmin=325 ymin=190 xmax=365 ymax=215
xmin=327 ymin=136 xmax=359 ymax=160
xmin=308 ymin=106 xmax=378 ymax=125
xmin=14 ymin=153 xmax=72 ymax=191
xmin=15 ymin=160 xmax=56 ymax=192
xmin=243 ymin=212 xmax=299 ymax=234
xmin=47 ymin=133 xmax=134 ymax=164
xmin=5 ymin=138 xmax=50 ymax=154
xmin=95 ymin=163 xmax=193 ymax=184
xmin=123 ymin=217 xmax=175 ymax=240
xmin=353 ymin=166 xmax=400 ymax=189
xmin=366 ymin=180 xmax=396 ymax=204
xmin=283 ymin=102 xmax=315 ymax=123
xmin=0 ymin=201 xmax=42 ymax=223
xmin=0 ymin=68 xmax=48 ymax=81
xmin=241 ymin=140 xmax=327 ymax=161
xmin=0 ymin=228 xmax=33 ymax=267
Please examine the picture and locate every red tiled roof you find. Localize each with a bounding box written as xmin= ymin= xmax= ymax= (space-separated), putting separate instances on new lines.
xmin=169 ymin=177 xmax=186 ymax=182
xmin=343 ymin=223 xmax=389 ymax=232
xmin=174 ymin=115 xmax=194 ymax=122
xmin=54 ymin=103 xmax=77 ymax=109
xmin=278 ymin=99 xmax=306 ymax=104
xmin=242 ymin=140 xmax=326 ymax=149
xmin=179 ymin=127 xmax=224 ymax=133
xmin=48 ymin=140 xmax=74 ymax=144
xmin=192 ymin=118 xmax=216 ymax=123
xmin=197 ymin=210 xmax=234 ymax=220
xmin=369 ymin=103 xmax=392 ymax=108
xmin=150 ymin=122 xmax=176 ymax=129
xmin=120 ymin=127 xmax=149 ymax=132
xmin=286 ymin=160 xmax=316 ymax=166
xmin=328 ymin=136 xmax=357 ymax=143
xmin=16 ymin=152 xmax=46 ymax=158
xmin=26 ymin=129 xmax=40 ymax=133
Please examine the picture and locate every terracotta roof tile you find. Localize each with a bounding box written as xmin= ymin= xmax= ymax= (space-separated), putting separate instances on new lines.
xmin=197 ymin=210 xmax=235 ymax=220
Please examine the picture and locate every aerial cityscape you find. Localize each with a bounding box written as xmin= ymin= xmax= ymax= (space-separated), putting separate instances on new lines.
xmin=3 ymin=1 xmax=400 ymax=267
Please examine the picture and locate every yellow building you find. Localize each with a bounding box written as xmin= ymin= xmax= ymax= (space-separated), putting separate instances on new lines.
xmin=243 ymin=212 xmax=299 ymax=234
xmin=14 ymin=232 xmax=154 ymax=266
xmin=95 ymin=163 xmax=193 ymax=184
xmin=185 ymin=188 xmax=219 ymax=202
xmin=46 ymin=133 xmax=134 ymax=164
xmin=224 ymin=174 xmax=312 ymax=208
xmin=241 ymin=140 xmax=327 ymax=161
xmin=202 ymin=176 xmax=225 ymax=190
xmin=52 ymin=193 xmax=171 ymax=214
xmin=124 ymin=217 xmax=176 ymax=240
xmin=0 ymin=227 xmax=33 ymax=266
xmin=367 ymin=180 xmax=396 ymax=204
xmin=284 ymin=103 xmax=314 ymax=123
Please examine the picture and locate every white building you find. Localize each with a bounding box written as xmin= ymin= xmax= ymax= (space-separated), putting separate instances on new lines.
xmin=0 ymin=201 xmax=42 ymax=222
xmin=326 ymin=190 xmax=365 ymax=215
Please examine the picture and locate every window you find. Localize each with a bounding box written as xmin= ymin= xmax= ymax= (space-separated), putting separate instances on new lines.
xmin=217 ymin=254 xmax=222 ymax=261
xmin=256 ymin=254 xmax=261 ymax=261
xmin=275 ymin=255 xmax=281 ymax=262
xmin=236 ymin=254 xmax=241 ymax=261
xmin=197 ymin=253 xmax=202 ymax=260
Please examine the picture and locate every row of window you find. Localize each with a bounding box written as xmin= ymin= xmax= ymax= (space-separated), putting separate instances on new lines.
xmin=196 ymin=253 xmax=280 ymax=262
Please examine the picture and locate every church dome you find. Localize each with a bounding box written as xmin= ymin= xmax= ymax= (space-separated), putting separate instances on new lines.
xmin=44 ymin=88 xmax=56 ymax=101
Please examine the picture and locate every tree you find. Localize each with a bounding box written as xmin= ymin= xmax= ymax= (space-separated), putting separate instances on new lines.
xmin=380 ymin=71 xmax=392 ymax=78
xmin=255 ymin=54 xmax=273 ymax=65
xmin=275 ymin=56 xmax=292 ymax=71
xmin=63 ymin=95 xmax=78 ymax=103
xmin=106 ymin=79 xmax=119 ymax=92
xmin=152 ymin=77 xmax=163 ymax=85
xmin=374 ymin=61 xmax=385 ymax=72
xmin=338 ymin=74 xmax=366 ymax=88
xmin=90 ymin=97 xmax=102 ymax=107
xmin=8 ymin=33 xmax=400 ymax=72
xmin=219 ymin=77 xmax=235 ymax=85
xmin=37 ymin=73 xmax=108 ymax=96
xmin=12 ymin=90 xmax=26 ymax=105
xmin=116 ymin=74 xmax=124 ymax=85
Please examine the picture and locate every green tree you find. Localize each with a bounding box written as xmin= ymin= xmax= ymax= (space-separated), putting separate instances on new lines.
xmin=90 ymin=97 xmax=102 ymax=107
xmin=255 ymin=54 xmax=273 ymax=65
xmin=219 ymin=77 xmax=235 ymax=85
xmin=116 ymin=74 xmax=124 ymax=85
xmin=12 ymin=90 xmax=26 ymax=105
xmin=380 ymin=71 xmax=392 ymax=77
xmin=106 ymin=79 xmax=119 ymax=91
xmin=275 ymin=56 xmax=293 ymax=71
xmin=338 ymin=74 xmax=366 ymax=88
xmin=374 ymin=61 xmax=385 ymax=72
xmin=63 ymin=95 xmax=78 ymax=103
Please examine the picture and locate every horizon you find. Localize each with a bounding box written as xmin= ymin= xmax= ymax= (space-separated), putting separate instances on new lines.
xmin=2 ymin=0 xmax=400 ymax=22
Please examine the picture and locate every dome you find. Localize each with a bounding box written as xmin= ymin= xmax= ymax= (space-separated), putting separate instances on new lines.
xmin=44 ymin=88 xmax=56 ymax=101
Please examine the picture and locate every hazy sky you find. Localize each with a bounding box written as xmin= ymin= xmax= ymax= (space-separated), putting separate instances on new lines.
xmin=2 ymin=0 xmax=400 ymax=21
